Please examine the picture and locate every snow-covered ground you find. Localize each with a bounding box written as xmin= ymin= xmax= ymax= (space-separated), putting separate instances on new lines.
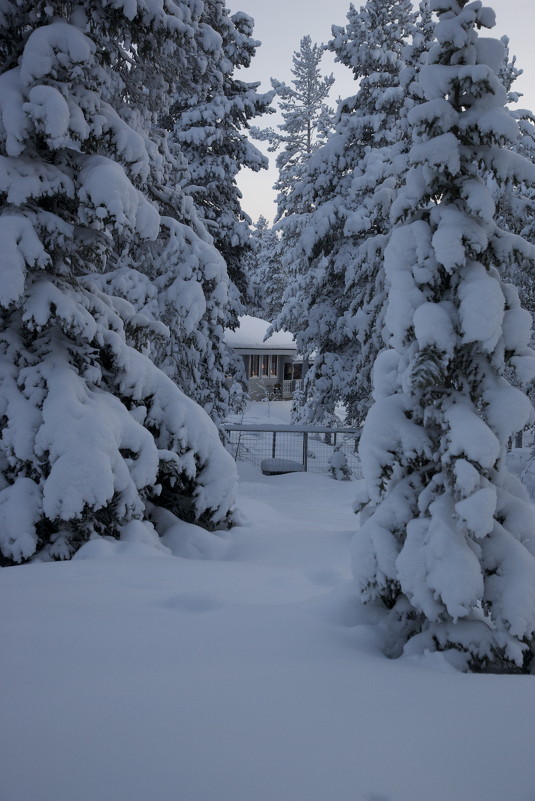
xmin=2 ymin=403 xmax=535 ymax=801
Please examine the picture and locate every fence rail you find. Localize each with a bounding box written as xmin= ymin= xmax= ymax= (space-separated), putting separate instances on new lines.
xmin=222 ymin=424 xmax=361 ymax=478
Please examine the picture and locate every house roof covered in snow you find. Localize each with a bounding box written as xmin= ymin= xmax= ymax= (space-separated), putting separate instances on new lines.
xmin=224 ymin=316 xmax=297 ymax=353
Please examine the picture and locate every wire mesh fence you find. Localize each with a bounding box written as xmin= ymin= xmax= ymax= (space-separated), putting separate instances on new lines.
xmin=222 ymin=425 xmax=362 ymax=479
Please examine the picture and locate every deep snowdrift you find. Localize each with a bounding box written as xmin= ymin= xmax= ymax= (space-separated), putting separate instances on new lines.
xmin=2 ymin=403 xmax=534 ymax=801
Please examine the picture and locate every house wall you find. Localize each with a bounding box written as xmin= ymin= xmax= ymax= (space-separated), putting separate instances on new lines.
xmin=238 ymin=353 xmax=297 ymax=400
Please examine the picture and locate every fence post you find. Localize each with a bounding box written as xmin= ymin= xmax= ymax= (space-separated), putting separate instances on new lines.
xmin=302 ymin=431 xmax=308 ymax=471
xmin=272 ymin=431 xmax=277 ymax=458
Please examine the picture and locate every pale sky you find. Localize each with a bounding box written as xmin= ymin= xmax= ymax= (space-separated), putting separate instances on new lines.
xmin=234 ymin=0 xmax=535 ymax=223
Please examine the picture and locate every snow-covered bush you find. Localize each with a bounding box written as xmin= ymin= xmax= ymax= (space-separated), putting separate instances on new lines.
xmin=354 ymin=0 xmax=535 ymax=672
xmin=0 ymin=0 xmax=238 ymax=565
xmin=506 ymin=447 xmax=535 ymax=499
xmin=329 ymin=446 xmax=352 ymax=481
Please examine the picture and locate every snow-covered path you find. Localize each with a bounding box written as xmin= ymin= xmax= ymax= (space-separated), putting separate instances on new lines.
xmin=2 ymin=448 xmax=535 ymax=801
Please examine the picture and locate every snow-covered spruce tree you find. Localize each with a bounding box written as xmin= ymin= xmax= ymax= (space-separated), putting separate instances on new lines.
xmin=250 ymin=36 xmax=335 ymax=326
xmin=172 ymin=5 xmax=273 ymax=304
xmin=0 ymin=0 xmax=237 ymax=565
xmin=494 ymin=39 xmax=535 ymax=329
xmin=273 ymin=0 xmax=416 ymax=428
xmin=85 ymin=4 xmax=267 ymax=426
xmin=94 ymin=197 xmax=243 ymax=427
xmin=353 ymin=0 xmax=535 ymax=672
xmin=490 ymin=40 xmax=535 ymax=417
xmin=253 ymin=35 xmax=334 ymax=221
xmin=246 ymin=215 xmax=287 ymax=321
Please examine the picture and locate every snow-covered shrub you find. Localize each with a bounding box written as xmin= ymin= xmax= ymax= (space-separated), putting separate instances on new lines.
xmin=0 ymin=0 xmax=238 ymax=565
xmin=329 ymin=446 xmax=352 ymax=481
xmin=354 ymin=0 xmax=535 ymax=672
xmin=506 ymin=447 xmax=535 ymax=499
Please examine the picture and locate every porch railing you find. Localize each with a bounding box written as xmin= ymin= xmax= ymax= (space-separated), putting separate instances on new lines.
xmin=282 ymin=379 xmax=303 ymax=397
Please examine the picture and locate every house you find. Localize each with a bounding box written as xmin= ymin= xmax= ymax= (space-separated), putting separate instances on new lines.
xmin=225 ymin=315 xmax=306 ymax=400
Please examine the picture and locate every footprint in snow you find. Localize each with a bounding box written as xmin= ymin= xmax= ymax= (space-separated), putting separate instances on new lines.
xmin=305 ymin=567 xmax=343 ymax=586
xmin=163 ymin=591 xmax=223 ymax=613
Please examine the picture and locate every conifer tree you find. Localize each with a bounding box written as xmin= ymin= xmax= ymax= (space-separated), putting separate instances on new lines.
xmin=250 ymin=35 xmax=335 ymax=325
xmin=254 ymin=35 xmax=334 ymax=220
xmin=246 ymin=216 xmax=286 ymax=321
xmin=172 ymin=5 xmax=273 ymax=303
xmin=273 ymin=0 xmax=416 ymax=428
xmin=354 ymin=0 xmax=535 ymax=672
xmin=88 ymin=3 xmax=271 ymax=426
xmin=0 ymin=0 xmax=237 ymax=565
xmin=494 ymin=38 xmax=535 ymax=326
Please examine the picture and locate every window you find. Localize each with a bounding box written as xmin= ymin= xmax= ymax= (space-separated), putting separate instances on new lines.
xmin=249 ymin=354 xmax=278 ymax=379
xmin=284 ymin=362 xmax=301 ymax=380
